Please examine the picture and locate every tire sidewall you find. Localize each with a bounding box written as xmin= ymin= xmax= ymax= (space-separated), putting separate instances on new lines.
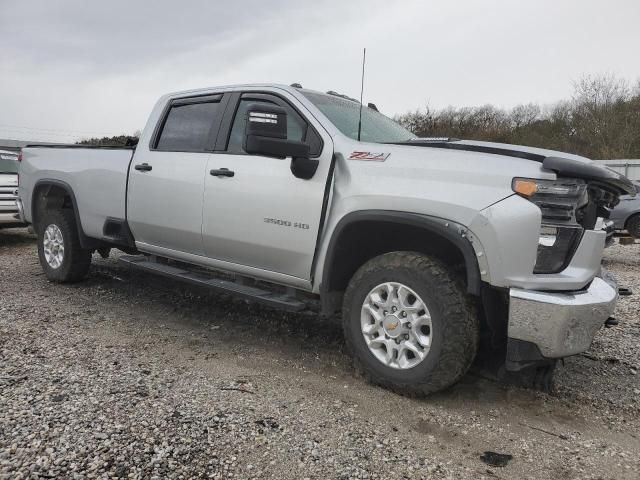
xmin=344 ymin=263 xmax=449 ymax=384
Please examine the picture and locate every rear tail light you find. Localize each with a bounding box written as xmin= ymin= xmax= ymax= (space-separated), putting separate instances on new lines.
xmin=17 ymin=151 xmax=23 ymax=162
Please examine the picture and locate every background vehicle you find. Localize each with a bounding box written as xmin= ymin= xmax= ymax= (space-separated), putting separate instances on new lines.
xmin=0 ymin=149 xmax=24 ymax=228
xmin=609 ymin=181 xmax=640 ymax=238
xmin=17 ymin=84 xmax=635 ymax=395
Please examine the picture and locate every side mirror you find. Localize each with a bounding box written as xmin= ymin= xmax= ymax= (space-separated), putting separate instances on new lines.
xmin=244 ymin=103 xmax=318 ymax=180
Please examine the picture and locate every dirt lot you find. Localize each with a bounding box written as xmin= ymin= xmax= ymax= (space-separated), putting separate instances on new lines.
xmin=1 ymin=228 xmax=639 ymax=479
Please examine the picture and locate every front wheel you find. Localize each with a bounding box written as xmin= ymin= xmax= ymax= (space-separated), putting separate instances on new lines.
xmin=342 ymin=252 xmax=478 ymax=396
xmin=626 ymin=214 xmax=640 ymax=239
xmin=37 ymin=209 xmax=91 ymax=283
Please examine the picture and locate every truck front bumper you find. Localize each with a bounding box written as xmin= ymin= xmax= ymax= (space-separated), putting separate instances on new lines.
xmin=507 ymin=275 xmax=617 ymax=360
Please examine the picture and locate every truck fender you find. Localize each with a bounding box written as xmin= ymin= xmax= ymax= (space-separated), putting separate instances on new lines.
xmin=32 ymin=179 xmax=101 ymax=250
xmin=319 ymin=210 xmax=482 ymax=314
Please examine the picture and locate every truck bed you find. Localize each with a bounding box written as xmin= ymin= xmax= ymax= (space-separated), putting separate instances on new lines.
xmin=19 ymin=145 xmax=135 ymax=240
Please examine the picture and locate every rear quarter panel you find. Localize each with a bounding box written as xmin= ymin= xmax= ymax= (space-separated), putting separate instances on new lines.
xmin=19 ymin=147 xmax=133 ymax=239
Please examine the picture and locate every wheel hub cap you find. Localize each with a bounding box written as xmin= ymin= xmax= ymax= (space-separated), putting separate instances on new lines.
xmin=43 ymin=224 xmax=64 ymax=269
xmin=382 ymin=314 xmax=402 ymax=338
xmin=361 ymin=282 xmax=433 ymax=370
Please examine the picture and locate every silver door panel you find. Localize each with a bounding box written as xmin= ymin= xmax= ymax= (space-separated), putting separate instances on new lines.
xmin=127 ymin=151 xmax=209 ymax=255
xmin=202 ymin=89 xmax=334 ymax=280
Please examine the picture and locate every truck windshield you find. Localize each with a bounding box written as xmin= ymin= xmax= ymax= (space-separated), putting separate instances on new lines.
xmin=0 ymin=158 xmax=19 ymax=174
xmin=301 ymin=91 xmax=416 ymax=143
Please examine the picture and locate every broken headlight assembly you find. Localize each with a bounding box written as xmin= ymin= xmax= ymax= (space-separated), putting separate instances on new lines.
xmin=513 ymin=178 xmax=588 ymax=274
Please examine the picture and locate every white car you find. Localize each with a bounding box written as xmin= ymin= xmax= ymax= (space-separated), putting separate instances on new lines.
xmin=0 ymin=149 xmax=24 ymax=228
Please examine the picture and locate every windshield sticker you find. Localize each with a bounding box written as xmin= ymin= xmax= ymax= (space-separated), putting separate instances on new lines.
xmin=348 ymin=151 xmax=390 ymax=161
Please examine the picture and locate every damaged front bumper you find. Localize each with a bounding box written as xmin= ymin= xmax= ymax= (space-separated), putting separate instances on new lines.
xmin=505 ymin=274 xmax=617 ymax=370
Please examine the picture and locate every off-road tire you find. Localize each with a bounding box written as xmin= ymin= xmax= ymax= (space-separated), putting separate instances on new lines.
xmin=37 ymin=209 xmax=91 ymax=283
xmin=342 ymin=251 xmax=479 ymax=396
xmin=626 ymin=214 xmax=640 ymax=239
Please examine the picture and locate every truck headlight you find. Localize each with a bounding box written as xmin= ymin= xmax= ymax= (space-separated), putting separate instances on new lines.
xmin=513 ymin=178 xmax=587 ymax=274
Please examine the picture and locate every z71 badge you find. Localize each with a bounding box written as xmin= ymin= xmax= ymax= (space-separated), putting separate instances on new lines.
xmin=348 ymin=151 xmax=390 ymax=161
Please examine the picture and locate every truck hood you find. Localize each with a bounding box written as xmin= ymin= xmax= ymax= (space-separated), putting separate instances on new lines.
xmin=399 ymin=139 xmax=636 ymax=196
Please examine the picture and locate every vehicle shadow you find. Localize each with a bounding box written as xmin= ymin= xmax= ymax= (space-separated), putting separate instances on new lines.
xmin=76 ymin=256 xmax=635 ymax=441
xmin=0 ymin=228 xmax=36 ymax=248
xmin=88 ymin=257 xmax=345 ymax=348
xmin=87 ymin=258 xmax=553 ymax=401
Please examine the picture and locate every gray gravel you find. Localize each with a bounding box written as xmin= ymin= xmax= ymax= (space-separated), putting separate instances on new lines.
xmin=1 ymin=228 xmax=639 ymax=479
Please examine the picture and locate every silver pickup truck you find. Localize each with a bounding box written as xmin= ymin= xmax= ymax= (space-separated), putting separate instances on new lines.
xmin=17 ymin=84 xmax=635 ymax=395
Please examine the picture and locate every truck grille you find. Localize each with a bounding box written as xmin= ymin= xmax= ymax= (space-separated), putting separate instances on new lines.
xmin=0 ymin=185 xmax=19 ymax=213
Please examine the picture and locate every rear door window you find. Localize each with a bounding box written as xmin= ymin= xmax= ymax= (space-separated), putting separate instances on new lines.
xmin=155 ymin=95 xmax=223 ymax=152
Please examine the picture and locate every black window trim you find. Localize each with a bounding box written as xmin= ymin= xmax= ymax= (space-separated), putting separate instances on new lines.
xmin=214 ymin=90 xmax=324 ymax=158
xmin=150 ymin=93 xmax=229 ymax=153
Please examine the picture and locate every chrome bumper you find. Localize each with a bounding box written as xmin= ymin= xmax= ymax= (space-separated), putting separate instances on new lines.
xmin=0 ymin=212 xmax=22 ymax=224
xmin=508 ymin=276 xmax=617 ymax=358
xmin=15 ymin=197 xmax=26 ymax=223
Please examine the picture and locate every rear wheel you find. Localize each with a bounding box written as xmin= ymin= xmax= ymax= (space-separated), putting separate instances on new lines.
xmin=37 ymin=209 xmax=91 ymax=282
xmin=626 ymin=214 xmax=640 ymax=239
xmin=342 ymin=251 xmax=479 ymax=396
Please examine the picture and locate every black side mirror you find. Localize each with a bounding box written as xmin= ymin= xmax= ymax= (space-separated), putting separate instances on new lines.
xmin=244 ymin=103 xmax=318 ymax=180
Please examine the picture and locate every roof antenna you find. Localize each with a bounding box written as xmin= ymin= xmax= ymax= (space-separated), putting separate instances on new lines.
xmin=357 ymin=48 xmax=366 ymax=142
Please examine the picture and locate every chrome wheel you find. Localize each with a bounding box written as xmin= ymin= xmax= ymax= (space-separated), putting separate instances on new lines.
xmin=43 ymin=224 xmax=65 ymax=269
xmin=361 ymin=282 xmax=433 ymax=369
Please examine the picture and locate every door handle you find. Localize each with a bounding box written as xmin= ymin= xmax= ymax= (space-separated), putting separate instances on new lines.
xmin=134 ymin=163 xmax=153 ymax=172
xmin=210 ymin=168 xmax=235 ymax=178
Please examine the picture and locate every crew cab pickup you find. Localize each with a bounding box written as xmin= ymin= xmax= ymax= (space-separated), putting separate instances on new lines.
xmin=17 ymin=84 xmax=635 ymax=395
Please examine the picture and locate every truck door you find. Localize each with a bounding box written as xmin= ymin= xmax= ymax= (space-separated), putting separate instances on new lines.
xmin=127 ymin=94 xmax=226 ymax=255
xmin=202 ymin=91 xmax=333 ymax=281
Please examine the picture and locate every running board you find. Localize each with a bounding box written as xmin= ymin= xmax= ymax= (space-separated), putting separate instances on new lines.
xmin=118 ymin=255 xmax=306 ymax=311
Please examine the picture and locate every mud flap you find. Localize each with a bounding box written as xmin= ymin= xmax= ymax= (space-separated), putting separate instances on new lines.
xmin=472 ymin=338 xmax=557 ymax=393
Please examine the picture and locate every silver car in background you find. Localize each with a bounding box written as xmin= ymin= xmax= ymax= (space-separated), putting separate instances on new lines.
xmin=609 ymin=181 xmax=640 ymax=238
xmin=0 ymin=149 xmax=24 ymax=228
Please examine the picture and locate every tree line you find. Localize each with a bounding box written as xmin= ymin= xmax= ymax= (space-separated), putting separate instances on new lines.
xmin=76 ymin=132 xmax=140 ymax=147
xmin=395 ymin=75 xmax=640 ymax=159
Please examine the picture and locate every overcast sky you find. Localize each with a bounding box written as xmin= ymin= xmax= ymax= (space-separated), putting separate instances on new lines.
xmin=1 ymin=0 xmax=639 ymax=142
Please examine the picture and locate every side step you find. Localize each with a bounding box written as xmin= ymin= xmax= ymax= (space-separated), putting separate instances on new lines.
xmin=118 ymin=255 xmax=306 ymax=312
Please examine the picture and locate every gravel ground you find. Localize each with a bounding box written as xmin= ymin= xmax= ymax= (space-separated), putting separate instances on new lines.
xmin=1 ymin=228 xmax=639 ymax=479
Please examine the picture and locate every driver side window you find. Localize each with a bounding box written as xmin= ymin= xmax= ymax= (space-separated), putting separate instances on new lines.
xmin=227 ymin=98 xmax=306 ymax=154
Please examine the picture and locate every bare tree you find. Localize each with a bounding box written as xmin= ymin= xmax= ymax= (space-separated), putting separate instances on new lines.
xmin=395 ymin=74 xmax=640 ymax=159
